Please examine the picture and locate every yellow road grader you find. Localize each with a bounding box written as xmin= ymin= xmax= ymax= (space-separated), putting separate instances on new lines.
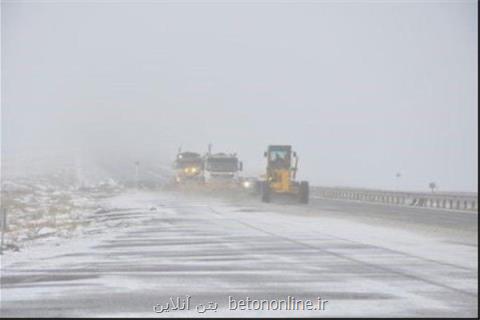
xmin=261 ymin=145 xmax=309 ymax=203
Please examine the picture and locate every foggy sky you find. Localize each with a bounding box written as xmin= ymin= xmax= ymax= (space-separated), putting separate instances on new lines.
xmin=2 ymin=1 xmax=478 ymax=191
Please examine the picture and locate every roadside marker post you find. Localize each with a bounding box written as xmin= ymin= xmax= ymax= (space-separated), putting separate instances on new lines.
xmin=1 ymin=208 xmax=7 ymax=254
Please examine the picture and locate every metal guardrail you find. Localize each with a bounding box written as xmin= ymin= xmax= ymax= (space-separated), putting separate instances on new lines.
xmin=312 ymin=187 xmax=478 ymax=212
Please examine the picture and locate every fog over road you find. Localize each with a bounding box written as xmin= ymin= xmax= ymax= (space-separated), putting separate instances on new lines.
xmin=2 ymin=2 xmax=477 ymax=317
xmin=1 ymin=190 xmax=477 ymax=317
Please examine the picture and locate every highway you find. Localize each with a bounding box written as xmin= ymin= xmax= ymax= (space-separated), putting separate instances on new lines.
xmin=1 ymin=190 xmax=477 ymax=317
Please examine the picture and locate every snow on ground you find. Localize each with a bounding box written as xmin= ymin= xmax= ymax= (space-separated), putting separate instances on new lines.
xmin=1 ymin=189 xmax=477 ymax=317
xmin=0 ymin=190 xmax=175 ymax=268
xmin=1 ymin=172 xmax=125 ymax=253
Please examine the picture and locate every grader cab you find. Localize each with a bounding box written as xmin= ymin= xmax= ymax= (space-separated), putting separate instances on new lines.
xmin=261 ymin=145 xmax=309 ymax=203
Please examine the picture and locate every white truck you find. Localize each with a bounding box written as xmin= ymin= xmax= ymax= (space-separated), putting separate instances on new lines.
xmin=203 ymin=152 xmax=243 ymax=187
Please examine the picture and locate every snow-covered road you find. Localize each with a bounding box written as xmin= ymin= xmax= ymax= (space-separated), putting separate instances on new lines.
xmin=1 ymin=190 xmax=477 ymax=317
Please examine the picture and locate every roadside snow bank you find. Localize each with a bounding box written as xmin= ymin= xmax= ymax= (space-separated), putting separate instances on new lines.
xmin=1 ymin=175 xmax=124 ymax=253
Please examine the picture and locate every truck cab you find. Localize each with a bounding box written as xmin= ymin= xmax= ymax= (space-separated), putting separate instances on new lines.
xmin=203 ymin=153 xmax=243 ymax=186
xmin=173 ymin=151 xmax=204 ymax=184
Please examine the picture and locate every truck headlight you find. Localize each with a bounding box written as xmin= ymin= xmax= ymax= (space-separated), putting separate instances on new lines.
xmin=243 ymin=181 xmax=251 ymax=188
